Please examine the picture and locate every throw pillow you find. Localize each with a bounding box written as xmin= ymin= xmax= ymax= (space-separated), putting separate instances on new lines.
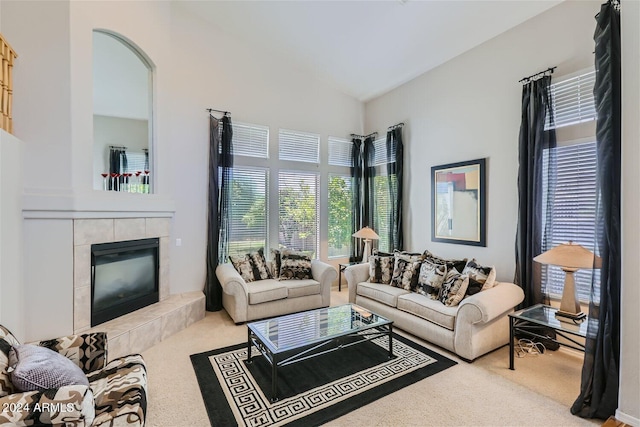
xmin=270 ymin=248 xmax=282 ymax=278
xmin=369 ymin=253 xmax=394 ymax=284
xmin=417 ymin=261 xmax=448 ymax=299
xmin=439 ymin=268 xmax=470 ymax=307
xmin=423 ymin=250 xmax=467 ymax=274
xmin=230 ymin=248 xmax=273 ymax=283
xmin=229 ymin=253 xmax=257 ymax=283
xmin=279 ymin=249 xmax=313 ymax=280
xmin=0 ymin=326 xmax=20 ymax=397
xmin=8 ymin=344 xmax=89 ymax=392
xmin=390 ymin=251 xmax=423 ymax=290
xmin=462 ymin=259 xmax=497 ymax=292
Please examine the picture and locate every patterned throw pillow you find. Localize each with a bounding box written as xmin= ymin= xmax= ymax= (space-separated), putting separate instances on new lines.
xmin=439 ymin=268 xmax=470 ymax=307
xmin=279 ymin=250 xmax=313 ymax=280
xmin=0 ymin=326 xmax=20 ymax=397
xmin=270 ymin=248 xmax=282 ymax=278
xmin=391 ymin=252 xmax=423 ymax=290
xmin=423 ymin=250 xmax=467 ymax=274
xmin=462 ymin=259 xmax=497 ymax=292
xmin=369 ymin=253 xmax=395 ymax=284
xmin=230 ymin=248 xmax=272 ymax=283
xmin=417 ymin=261 xmax=448 ymax=299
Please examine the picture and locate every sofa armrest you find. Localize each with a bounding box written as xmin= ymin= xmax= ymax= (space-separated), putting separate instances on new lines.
xmin=35 ymin=333 xmax=107 ymax=374
xmin=311 ymin=260 xmax=337 ymax=307
xmin=458 ymin=282 xmax=525 ymax=324
xmin=344 ymin=263 xmax=369 ymax=304
xmin=216 ymin=263 xmax=249 ymax=296
xmin=0 ymin=385 xmax=95 ymax=426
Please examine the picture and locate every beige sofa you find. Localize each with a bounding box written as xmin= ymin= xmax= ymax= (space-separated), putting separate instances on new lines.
xmin=345 ymin=263 xmax=524 ymax=361
xmin=216 ymin=260 xmax=337 ymax=323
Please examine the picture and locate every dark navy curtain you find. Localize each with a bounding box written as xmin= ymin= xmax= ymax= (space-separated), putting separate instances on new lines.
xmin=571 ymin=0 xmax=620 ymax=418
xmin=514 ymin=75 xmax=557 ymax=309
xmin=386 ymin=126 xmax=404 ymax=251
xmin=350 ymin=137 xmax=364 ymax=262
xmin=205 ymin=114 xmax=233 ymax=312
xmin=109 ymin=147 xmax=127 ymax=191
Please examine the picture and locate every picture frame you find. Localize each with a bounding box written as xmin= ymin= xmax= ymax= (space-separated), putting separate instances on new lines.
xmin=431 ymin=158 xmax=486 ymax=247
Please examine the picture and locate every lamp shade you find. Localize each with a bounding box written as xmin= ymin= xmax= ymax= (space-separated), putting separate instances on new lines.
xmin=352 ymin=227 xmax=379 ymax=240
xmin=533 ymin=242 xmax=601 ymax=269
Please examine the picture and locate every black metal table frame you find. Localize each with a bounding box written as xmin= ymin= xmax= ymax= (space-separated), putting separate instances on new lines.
xmin=245 ymin=323 xmax=395 ymax=402
xmin=509 ymin=315 xmax=586 ymax=370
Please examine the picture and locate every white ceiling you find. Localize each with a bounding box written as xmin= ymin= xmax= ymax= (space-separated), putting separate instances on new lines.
xmin=177 ymin=0 xmax=562 ymax=102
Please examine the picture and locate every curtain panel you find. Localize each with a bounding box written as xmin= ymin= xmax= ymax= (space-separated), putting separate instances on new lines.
xmin=386 ymin=127 xmax=404 ymax=251
xmin=514 ymin=75 xmax=557 ymax=308
xmin=205 ymin=115 xmax=233 ymax=312
xmin=350 ymin=137 xmax=364 ymax=262
xmin=571 ymin=0 xmax=621 ymax=418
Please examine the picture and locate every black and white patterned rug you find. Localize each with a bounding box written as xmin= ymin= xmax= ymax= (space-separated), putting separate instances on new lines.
xmin=190 ymin=332 xmax=456 ymax=427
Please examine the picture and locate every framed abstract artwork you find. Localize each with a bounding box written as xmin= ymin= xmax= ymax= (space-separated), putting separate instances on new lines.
xmin=431 ymin=158 xmax=486 ymax=246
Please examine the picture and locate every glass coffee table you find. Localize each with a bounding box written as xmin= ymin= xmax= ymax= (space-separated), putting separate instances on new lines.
xmin=246 ymin=304 xmax=395 ymax=402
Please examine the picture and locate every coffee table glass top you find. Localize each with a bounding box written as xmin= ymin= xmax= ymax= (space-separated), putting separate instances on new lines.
xmin=247 ymin=304 xmax=391 ymax=354
xmin=511 ymin=304 xmax=589 ymax=337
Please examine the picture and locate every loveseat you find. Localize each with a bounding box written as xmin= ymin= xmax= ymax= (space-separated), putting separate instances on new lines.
xmin=216 ymin=259 xmax=337 ymax=324
xmin=345 ymin=255 xmax=524 ymax=361
xmin=0 ymin=325 xmax=147 ymax=426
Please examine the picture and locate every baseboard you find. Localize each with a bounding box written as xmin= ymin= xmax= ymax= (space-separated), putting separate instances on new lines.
xmin=615 ymin=409 xmax=640 ymax=427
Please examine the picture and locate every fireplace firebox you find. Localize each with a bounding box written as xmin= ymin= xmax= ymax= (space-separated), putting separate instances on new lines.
xmin=91 ymin=238 xmax=159 ymax=327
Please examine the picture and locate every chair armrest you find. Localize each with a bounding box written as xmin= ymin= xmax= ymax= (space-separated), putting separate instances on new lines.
xmin=345 ymin=263 xmax=370 ymax=304
xmin=311 ymin=260 xmax=338 ymax=288
xmin=34 ymin=333 xmax=107 ymax=374
xmin=216 ymin=263 xmax=249 ymax=296
xmin=0 ymin=385 xmax=95 ymax=426
xmin=458 ymin=282 xmax=525 ymax=324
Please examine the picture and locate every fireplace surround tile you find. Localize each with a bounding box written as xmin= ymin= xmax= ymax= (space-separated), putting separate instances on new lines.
xmin=161 ymin=305 xmax=188 ymax=340
xmin=74 ymin=219 xmax=114 ymax=245
xmin=114 ymin=218 xmax=146 ymax=241
xmin=108 ymin=332 xmax=130 ymax=361
xmin=73 ymin=244 xmax=91 ymax=289
xmin=146 ymin=218 xmax=170 ymax=238
xmin=129 ymin=318 xmax=162 ymax=355
xmin=74 ymin=285 xmax=91 ymax=331
xmin=160 ymin=237 xmax=170 ymax=300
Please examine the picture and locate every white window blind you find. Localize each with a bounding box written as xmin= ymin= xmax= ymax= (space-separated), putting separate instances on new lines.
xmin=124 ymin=151 xmax=147 ymax=174
xmin=279 ymin=129 xmax=320 ymax=163
xmin=546 ymin=71 xmax=596 ymax=129
xmin=328 ymin=137 xmax=352 ymax=167
xmin=227 ymin=167 xmax=269 ymax=256
xmin=373 ymin=137 xmax=395 ymax=166
xmin=278 ymin=171 xmax=320 ymax=257
xmin=542 ymin=141 xmax=599 ymax=302
xmin=231 ymin=122 xmax=269 ymax=158
xmin=328 ymin=173 xmax=353 ymax=257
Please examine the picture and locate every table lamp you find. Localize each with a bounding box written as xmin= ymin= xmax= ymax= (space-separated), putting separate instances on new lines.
xmin=352 ymin=227 xmax=379 ymax=263
xmin=533 ymin=241 xmax=601 ymax=320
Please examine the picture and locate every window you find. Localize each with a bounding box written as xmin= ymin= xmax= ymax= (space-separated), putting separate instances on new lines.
xmin=231 ymin=122 xmax=269 ymax=158
xmin=328 ymin=137 xmax=354 ymax=258
xmin=227 ymin=167 xmax=269 ymax=256
xmin=542 ymin=69 xmax=599 ymax=302
xmin=279 ymin=129 xmax=320 ymax=163
xmin=278 ymin=171 xmax=320 ymax=256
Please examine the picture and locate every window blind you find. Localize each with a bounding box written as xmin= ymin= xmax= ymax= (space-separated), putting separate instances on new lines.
xmin=546 ymin=71 xmax=596 ymax=129
xmin=227 ymin=167 xmax=269 ymax=256
xmin=231 ymin=122 xmax=269 ymax=158
xmin=328 ymin=137 xmax=352 ymax=167
xmin=279 ymin=129 xmax=320 ymax=163
xmin=278 ymin=171 xmax=320 ymax=257
xmin=373 ymin=137 xmax=395 ymax=166
xmin=328 ymin=173 xmax=353 ymax=257
xmin=542 ymin=141 xmax=599 ymax=302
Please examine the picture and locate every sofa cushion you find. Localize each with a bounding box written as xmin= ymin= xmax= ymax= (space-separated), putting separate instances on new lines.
xmin=283 ymin=279 xmax=321 ymax=298
xmin=417 ymin=261 xmax=447 ymax=299
xmin=246 ymin=280 xmax=288 ymax=304
xmin=8 ymin=344 xmax=89 ymax=392
xmin=462 ymin=259 xmax=497 ymax=292
xmin=397 ymin=293 xmax=459 ymax=331
xmin=279 ymin=250 xmax=313 ymax=280
xmin=369 ymin=253 xmax=394 ymax=284
xmin=439 ymin=269 xmax=470 ymax=307
xmin=356 ymin=281 xmax=410 ymax=308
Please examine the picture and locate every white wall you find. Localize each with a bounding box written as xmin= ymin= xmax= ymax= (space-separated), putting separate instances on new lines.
xmin=620 ymin=0 xmax=640 ymax=424
xmin=0 ymin=130 xmax=23 ymax=339
xmin=168 ymin=3 xmax=363 ymax=292
xmin=364 ymin=0 xmax=599 ymax=283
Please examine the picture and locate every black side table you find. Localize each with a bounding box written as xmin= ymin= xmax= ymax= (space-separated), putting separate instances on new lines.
xmin=338 ymin=262 xmax=361 ymax=291
xmin=508 ymin=304 xmax=589 ymax=370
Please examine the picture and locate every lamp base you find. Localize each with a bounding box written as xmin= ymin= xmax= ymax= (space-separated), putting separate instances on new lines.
xmin=555 ymin=310 xmax=586 ymax=321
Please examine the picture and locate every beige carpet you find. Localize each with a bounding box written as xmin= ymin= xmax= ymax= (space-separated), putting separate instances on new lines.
xmin=142 ymin=289 xmax=600 ymax=426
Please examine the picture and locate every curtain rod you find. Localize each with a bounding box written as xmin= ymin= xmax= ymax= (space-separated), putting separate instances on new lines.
xmin=519 ymin=66 xmax=556 ymax=84
xmin=388 ymin=122 xmax=404 ymax=131
xmin=109 ymin=145 xmax=127 ymax=150
xmin=350 ymin=131 xmax=378 ymax=139
xmin=206 ymin=108 xmax=231 ymax=116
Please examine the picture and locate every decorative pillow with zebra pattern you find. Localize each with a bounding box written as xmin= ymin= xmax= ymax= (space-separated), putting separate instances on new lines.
xmin=230 ymin=248 xmax=272 ymax=283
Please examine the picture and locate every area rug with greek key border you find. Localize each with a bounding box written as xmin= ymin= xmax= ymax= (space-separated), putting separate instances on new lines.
xmin=190 ymin=332 xmax=456 ymax=427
